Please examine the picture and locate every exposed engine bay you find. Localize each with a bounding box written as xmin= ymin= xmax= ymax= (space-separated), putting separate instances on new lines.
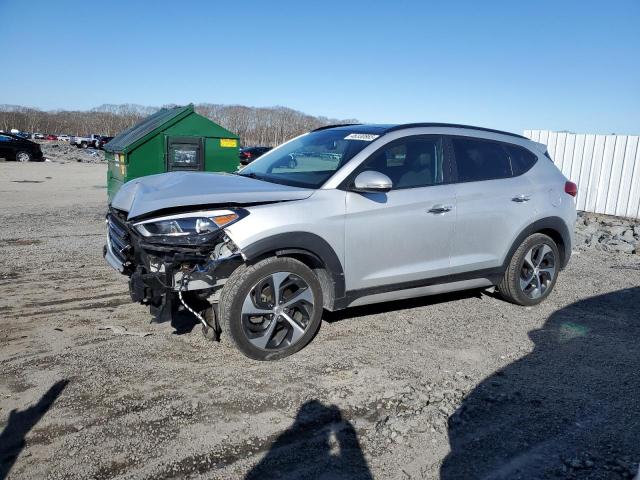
xmin=104 ymin=207 xmax=245 ymax=336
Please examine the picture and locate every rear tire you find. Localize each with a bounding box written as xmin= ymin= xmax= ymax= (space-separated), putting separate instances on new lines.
xmin=498 ymin=233 xmax=560 ymax=306
xmin=218 ymin=257 xmax=323 ymax=360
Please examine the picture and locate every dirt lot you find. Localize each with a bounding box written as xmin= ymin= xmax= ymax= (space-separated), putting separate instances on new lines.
xmin=1 ymin=162 xmax=639 ymax=480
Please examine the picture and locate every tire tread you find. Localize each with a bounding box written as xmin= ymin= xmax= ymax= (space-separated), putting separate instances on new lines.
xmin=498 ymin=233 xmax=559 ymax=306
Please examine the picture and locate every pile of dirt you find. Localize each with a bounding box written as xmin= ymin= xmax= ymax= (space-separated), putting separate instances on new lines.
xmin=36 ymin=141 xmax=105 ymax=164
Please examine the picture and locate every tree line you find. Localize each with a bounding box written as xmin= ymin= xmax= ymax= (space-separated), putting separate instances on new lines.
xmin=0 ymin=103 xmax=358 ymax=146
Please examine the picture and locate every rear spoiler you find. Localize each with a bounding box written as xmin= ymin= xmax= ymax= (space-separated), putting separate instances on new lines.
xmin=528 ymin=140 xmax=553 ymax=160
xmin=529 ymin=141 xmax=547 ymax=154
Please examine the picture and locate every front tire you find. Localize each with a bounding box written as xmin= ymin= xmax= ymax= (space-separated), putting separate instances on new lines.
xmin=498 ymin=233 xmax=560 ymax=306
xmin=16 ymin=151 xmax=32 ymax=162
xmin=218 ymin=257 xmax=323 ymax=360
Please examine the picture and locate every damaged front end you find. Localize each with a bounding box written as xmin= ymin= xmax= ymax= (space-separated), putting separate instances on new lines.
xmin=104 ymin=207 xmax=245 ymax=330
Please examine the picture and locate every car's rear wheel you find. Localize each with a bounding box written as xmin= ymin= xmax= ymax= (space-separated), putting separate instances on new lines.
xmin=16 ymin=151 xmax=32 ymax=162
xmin=498 ymin=233 xmax=560 ymax=306
xmin=218 ymin=257 xmax=323 ymax=360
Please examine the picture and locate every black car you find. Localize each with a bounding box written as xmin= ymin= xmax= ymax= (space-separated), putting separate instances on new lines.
xmin=0 ymin=132 xmax=44 ymax=162
xmin=239 ymin=146 xmax=272 ymax=165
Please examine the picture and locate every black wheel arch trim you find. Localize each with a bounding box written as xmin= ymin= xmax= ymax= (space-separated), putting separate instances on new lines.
xmin=503 ymin=216 xmax=571 ymax=270
xmin=240 ymin=232 xmax=346 ymax=306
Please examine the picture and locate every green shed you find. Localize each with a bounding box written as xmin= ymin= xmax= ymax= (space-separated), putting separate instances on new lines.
xmin=105 ymin=104 xmax=240 ymax=201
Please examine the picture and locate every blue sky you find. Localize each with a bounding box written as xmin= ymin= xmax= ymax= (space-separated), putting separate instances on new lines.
xmin=1 ymin=0 xmax=639 ymax=134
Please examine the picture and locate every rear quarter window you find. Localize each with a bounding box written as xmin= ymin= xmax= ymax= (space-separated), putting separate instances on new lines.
xmin=505 ymin=145 xmax=538 ymax=176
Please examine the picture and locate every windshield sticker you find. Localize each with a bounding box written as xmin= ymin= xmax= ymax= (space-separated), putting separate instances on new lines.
xmin=344 ymin=133 xmax=380 ymax=141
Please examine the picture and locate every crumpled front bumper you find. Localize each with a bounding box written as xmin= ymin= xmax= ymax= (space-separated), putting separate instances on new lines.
xmin=103 ymin=209 xmax=243 ymax=302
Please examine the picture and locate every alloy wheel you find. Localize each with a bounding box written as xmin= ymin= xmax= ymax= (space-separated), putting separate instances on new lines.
xmin=519 ymin=243 xmax=556 ymax=299
xmin=241 ymin=271 xmax=315 ymax=351
xmin=17 ymin=152 xmax=30 ymax=162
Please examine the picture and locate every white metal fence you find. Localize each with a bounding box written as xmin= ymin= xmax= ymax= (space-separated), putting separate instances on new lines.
xmin=524 ymin=130 xmax=640 ymax=219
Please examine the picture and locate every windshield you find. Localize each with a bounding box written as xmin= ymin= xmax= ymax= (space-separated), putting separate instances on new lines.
xmin=238 ymin=129 xmax=374 ymax=188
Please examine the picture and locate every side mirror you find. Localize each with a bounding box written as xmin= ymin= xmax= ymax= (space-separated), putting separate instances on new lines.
xmin=352 ymin=170 xmax=392 ymax=193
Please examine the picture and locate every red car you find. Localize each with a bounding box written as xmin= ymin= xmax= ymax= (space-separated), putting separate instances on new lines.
xmin=45 ymin=134 xmax=58 ymax=141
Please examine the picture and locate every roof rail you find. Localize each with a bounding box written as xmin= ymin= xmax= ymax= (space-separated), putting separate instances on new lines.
xmin=384 ymin=123 xmax=527 ymax=139
xmin=312 ymin=123 xmax=362 ymax=132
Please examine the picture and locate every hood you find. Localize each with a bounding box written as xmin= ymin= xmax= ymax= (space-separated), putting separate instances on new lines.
xmin=112 ymin=171 xmax=314 ymax=219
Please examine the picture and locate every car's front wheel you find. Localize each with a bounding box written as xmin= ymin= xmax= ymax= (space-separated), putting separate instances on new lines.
xmin=16 ymin=151 xmax=32 ymax=162
xmin=498 ymin=233 xmax=560 ymax=306
xmin=218 ymin=257 xmax=323 ymax=360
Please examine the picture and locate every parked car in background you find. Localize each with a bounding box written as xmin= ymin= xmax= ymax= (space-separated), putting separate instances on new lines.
xmin=71 ymin=134 xmax=101 ymax=148
xmin=45 ymin=134 xmax=58 ymax=141
xmin=0 ymin=132 xmax=44 ymax=162
xmin=105 ymin=123 xmax=577 ymax=360
xmin=96 ymin=136 xmax=114 ymax=149
xmin=33 ymin=133 xmax=45 ymax=139
xmin=57 ymin=134 xmax=71 ymax=142
xmin=239 ymin=146 xmax=272 ymax=165
xmin=15 ymin=131 xmax=31 ymax=139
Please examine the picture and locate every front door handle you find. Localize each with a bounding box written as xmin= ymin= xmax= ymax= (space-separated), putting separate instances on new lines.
xmin=428 ymin=204 xmax=453 ymax=214
xmin=512 ymin=194 xmax=531 ymax=203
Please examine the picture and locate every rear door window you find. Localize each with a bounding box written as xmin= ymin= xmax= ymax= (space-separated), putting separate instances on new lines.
xmin=505 ymin=145 xmax=538 ymax=176
xmin=451 ymin=137 xmax=512 ymax=182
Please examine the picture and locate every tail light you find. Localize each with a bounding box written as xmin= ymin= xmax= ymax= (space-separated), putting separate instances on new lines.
xmin=565 ymin=181 xmax=578 ymax=197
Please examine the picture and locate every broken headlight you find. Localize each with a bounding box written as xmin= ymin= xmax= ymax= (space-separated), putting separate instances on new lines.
xmin=133 ymin=210 xmax=244 ymax=237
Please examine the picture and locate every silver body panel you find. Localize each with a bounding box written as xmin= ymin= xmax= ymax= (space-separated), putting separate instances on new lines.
xmin=343 ymin=185 xmax=456 ymax=290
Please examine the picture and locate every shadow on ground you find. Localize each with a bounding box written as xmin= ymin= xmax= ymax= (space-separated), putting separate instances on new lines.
xmin=170 ymin=308 xmax=200 ymax=335
xmin=441 ymin=287 xmax=640 ymax=479
xmin=245 ymin=400 xmax=372 ymax=480
xmin=0 ymin=380 xmax=69 ymax=480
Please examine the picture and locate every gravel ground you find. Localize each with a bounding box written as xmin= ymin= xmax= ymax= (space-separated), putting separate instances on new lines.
xmin=1 ymin=162 xmax=639 ymax=480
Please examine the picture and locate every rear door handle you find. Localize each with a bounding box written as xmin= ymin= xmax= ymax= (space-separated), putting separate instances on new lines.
xmin=428 ymin=204 xmax=453 ymax=214
xmin=512 ymin=194 xmax=531 ymax=203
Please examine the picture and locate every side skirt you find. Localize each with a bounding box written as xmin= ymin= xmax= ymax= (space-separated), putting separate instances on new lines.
xmin=333 ymin=268 xmax=503 ymax=310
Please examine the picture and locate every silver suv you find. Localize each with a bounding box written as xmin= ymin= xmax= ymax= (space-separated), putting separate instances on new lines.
xmin=105 ymin=124 xmax=577 ymax=360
